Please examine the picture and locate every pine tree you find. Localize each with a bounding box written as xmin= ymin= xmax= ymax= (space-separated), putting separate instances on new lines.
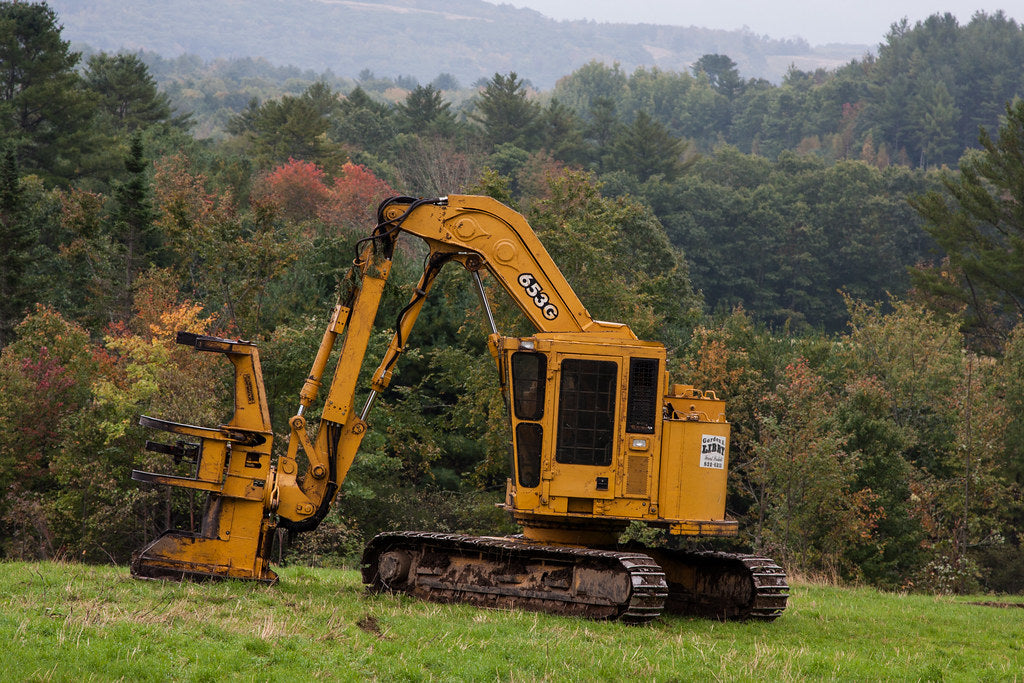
xmin=910 ymin=99 xmax=1024 ymax=349
xmin=228 ymin=83 xmax=346 ymax=167
xmin=395 ymin=85 xmax=456 ymax=136
xmin=471 ymin=72 xmax=541 ymax=150
xmin=608 ymin=111 xmax=692 ymax=182
xmin=0 ymin=1 xmax=98 ymax=183
xmin=0 ymin=146 xmax=38 ymax=346
xmin=692 ymin=54 xmax=745 ymax=100
xmin=83 ymin=52 xmax=182 ymax=133
xmin=110 ymin=133 xmax=156 ymax=320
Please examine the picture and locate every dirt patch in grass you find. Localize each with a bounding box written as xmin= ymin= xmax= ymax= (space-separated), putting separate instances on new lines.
xmin=356 ymin=615 xmax=386 ymax=638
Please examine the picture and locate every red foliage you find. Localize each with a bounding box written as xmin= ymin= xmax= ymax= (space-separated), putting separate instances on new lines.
xmin=317 ymin=162 xmax=396 ymax=231
xmin=3 ymin=345 xmax=83 ymax=485
xmin=16 ymin=348 xmax=76 ymax=445
xmin=252 ymin=158 xmax=331 ymax=223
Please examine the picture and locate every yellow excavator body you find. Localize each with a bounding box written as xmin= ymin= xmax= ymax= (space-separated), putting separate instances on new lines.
xmin=130 ymin=195 xmax=787 ymax=622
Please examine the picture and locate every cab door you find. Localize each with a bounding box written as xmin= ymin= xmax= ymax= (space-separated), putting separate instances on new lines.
xmin=546 ymin=354 xmax=621 ymax=500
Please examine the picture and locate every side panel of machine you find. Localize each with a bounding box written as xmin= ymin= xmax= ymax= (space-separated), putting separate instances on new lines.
xmin=658 ymin=417 xmax=730 ymax=523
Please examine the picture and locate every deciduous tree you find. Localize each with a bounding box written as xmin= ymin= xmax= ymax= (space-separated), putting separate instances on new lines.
xmin=251 ymin=157 xmax=331 ymax=224
xmin=0 ymin=306 xmax=96 ymax=558
xmin=317 ymin=162 xmax=396 ymax=232
xmin=750 ymin=359 xmax=865 ymax=573
xmin=527 ymin=168 xmax=701 ymax=344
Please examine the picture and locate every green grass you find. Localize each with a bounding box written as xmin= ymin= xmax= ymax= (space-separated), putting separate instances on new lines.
xmin=1 ymin=561 xmax=1022 ymax=681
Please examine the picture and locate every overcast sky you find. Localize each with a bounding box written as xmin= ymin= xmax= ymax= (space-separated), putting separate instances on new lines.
xmin=494 ymin=1 xmax=1015 ymax=45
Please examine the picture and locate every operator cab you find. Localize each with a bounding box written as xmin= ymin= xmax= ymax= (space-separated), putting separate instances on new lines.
xmin=500 ymin=335 xmax=736 ymax=544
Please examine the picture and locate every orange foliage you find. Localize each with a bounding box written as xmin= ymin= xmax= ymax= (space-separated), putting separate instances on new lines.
xmin=57 ymin=188 xmax=106 ymax=236
xmin=154 ymin=153 xmax=234 ymax=226
xmin=127 ymin=269 xmax=213 ymax=341
xmin=682 ymin=326 xmax=747 ymax=395
xmin=152 ymin=153 xmax=236 ymax=260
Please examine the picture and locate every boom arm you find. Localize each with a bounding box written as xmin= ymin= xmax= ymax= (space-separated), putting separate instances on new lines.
xmin=274 ymin=194 xmax=637 ymax=530
xmin=379 ymin=195 xmax=636 ymax=336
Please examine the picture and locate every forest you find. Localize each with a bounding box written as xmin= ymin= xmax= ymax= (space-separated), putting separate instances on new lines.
xmin=2 ymin=1 xmax=1024 ymax=595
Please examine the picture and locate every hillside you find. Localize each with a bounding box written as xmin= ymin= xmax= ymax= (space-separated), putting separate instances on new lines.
xmin=47 ymin=0 xmax=869 ymax=87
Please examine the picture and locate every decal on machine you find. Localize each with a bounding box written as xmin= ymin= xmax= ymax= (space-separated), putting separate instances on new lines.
xmin=518 ymin=273 xmax=559 ymax=320
xmin=700 ymin=434 xmax=726 ymax=469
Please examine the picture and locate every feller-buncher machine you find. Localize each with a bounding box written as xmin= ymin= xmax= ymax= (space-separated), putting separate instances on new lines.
xmin=131 ymin=195 xmax=788 ymax=624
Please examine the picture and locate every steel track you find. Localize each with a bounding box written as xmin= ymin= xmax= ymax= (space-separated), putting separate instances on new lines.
xmin=362 ymin=532 xmax=668 ymax=623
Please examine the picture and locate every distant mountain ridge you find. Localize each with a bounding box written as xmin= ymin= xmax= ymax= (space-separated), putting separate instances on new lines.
xmin=47 ymin=0 xmax=870 ymax=88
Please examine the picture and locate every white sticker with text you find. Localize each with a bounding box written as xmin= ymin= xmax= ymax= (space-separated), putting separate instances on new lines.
xmin=700 ymin=434 xmax=726 ymax=470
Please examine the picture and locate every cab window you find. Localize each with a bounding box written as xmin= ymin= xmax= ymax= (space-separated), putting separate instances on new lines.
xmin=511 ymin=351 xmax=546 ymax=421
xmin=555 ymin=359 xmax=617 ymax=467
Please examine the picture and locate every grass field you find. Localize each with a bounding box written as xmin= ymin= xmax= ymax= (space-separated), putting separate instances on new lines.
xmin=1 ymin=560 xmax=1022 ymax=681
